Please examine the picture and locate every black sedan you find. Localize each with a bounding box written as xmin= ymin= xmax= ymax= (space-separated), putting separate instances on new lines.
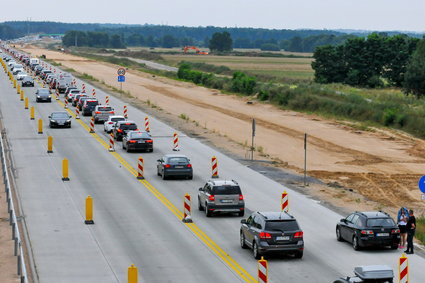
xmin=122 ymin=131 xmax=153 ymax=152
xmin=35 ymin=88 xmax=52 ymax=103
xmin=49 ymin=112 xmax=72 ymax=128
xmin=157 ymin=154 xmax=193 ymax=180
xmin=21 ymin=76 xmax=34 ymax=87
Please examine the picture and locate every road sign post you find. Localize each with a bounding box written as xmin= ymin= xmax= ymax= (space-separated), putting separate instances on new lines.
xmin=117 ymin=68 xmax=126 ymax=92
xmin=418 ymin=175 xmax=425 ymax=200
xmin=251 ymin=118 xmax=256 ymax=160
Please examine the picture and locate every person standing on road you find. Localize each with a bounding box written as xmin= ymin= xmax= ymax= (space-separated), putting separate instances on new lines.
xmin=398 ymin=207 xmax=408 ymax=249
xmin=405 ymin=209 xmax=416 ymax=254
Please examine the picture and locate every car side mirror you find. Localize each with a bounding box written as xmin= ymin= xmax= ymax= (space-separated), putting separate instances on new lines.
xmin=48 ymin=116 xmax=51 ymax=118
xmin=198 ymin=187 xmax=203 ymax=191
xmin=341 ymin=219 xmax=347 ymax=223
xmin=69 ymin=116 xmax=72 ymax=119
xmin=157 ymin=159 xmax=162 ymax=162
xmin=240 ymin=219 xmax=247 ymax=224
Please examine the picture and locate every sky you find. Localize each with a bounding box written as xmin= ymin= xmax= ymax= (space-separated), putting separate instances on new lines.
xmin=2 ymin=0 xmax=425 ymax=32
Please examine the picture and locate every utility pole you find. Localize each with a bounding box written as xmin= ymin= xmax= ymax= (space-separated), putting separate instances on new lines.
xmin=251 ymin=118 xmax=256 ymax=160
xmin=304 ymin=133 xmax=307 ymax=186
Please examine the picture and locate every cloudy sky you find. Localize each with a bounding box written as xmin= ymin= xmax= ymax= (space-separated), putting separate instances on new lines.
xmin=2 ymin=0 xmax=425 ymax=32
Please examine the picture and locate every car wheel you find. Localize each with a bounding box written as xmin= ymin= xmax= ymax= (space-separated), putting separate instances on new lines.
xmin=205 ymin=204 xmax=212 ymax=217
xmin=253 ymin=242 xmax=261 ymax=260
xmin=198 ymin=198 xmax=204 ymax=211
xmin=336 ymin=227 xmax=343 ymax=242
xmin=240 ymin=232 xmax=248 ymax=249
xmin=188 ymin=175 xmax=193 ymax=180
xmin=352 ymin=236 xmax=360 ymax=251
xmin=49 ymin=123 xmax=52 ymax=128
xmin=162 ymin=172 xmax=167 ymax=180
xmin=126 ymin=147 xmax=130 ymax=153
xmin=294 ymin=251 xmax=303 ymax=259
xmin=238 ymin=210 xmax=245 ymax=217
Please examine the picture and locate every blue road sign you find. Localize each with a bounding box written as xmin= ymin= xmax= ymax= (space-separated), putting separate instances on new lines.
xmin=418 ymin=175 xmax=425 ymax=193
xmin=118 ymin=75 xmax=125 ymax=82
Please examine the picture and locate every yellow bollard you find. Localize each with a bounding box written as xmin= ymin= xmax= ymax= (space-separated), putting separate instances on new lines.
xmin=24 ymin=97 xmax=29 ymax=109
xmin=38 ymin=119 xmax=43 ymax=134
xmin=128 ymin=264 xmax=138 ymax=283
xmin=13 ymin=80 xmax=16 ymax=88
xmin=85 ymin=196 xmax=94 ymax=224
xmin=47 ymin=136 xmax=53 ymax=153
xmin=62 ymin=158 xmax=70 ymax=181
xmin=30 ymin=106 xmax=35 ymax=120
xmin=20 ymin=90 xmax=24 ymax=101
xmin=17 ymin=84 xmax=21 ymax=94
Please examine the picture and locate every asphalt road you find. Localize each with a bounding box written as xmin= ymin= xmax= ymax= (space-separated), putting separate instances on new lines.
xmin=2 ymin=50 xmax=425 ymax=283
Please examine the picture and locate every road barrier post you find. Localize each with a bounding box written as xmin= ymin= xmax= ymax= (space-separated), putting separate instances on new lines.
xmin=30 ymin=106 xmax=35 ymax=120
xmin=84 ymin=196 xmax=94 ymax=224
xmin=55 ymin=89 xmax=59 ymax=100
xmin=144 ymin=116 xmax=150 ymax=132
xmin=124 ymin=105 xmax=128 ymax=118
xmin=17 ymin=84 xmax=20 ymax=94
xmin=137 ymin=157 xmax=144 ymax=180
xmin=172 ymin=132 xmax=180 ymax=151
xmin=62 ymin=158 xmax=70 ymax=181
xmin=128 ymin=264 xmax=138 ymax=283
xmin=75 ymin=108 xmax=80 ymax=119
xmin=24 ymin=97 xmax=28 ymax=110
xmin=105 ymin=96 xmax=109 ymax=105
xmin=89 ymin=117 xmax=95 ymax=133
xmin=64 ymin=98 xmax=68 ymax=109
xmin=82 ymin=83 xmax=86 ymax=93
xmin=211 ymin=156 xmax=219 ymax=178
xmin=92 ymin=89 xmax=96 ymax=97
xmin=109 ymin=133 xmax=115 ymax=152
xmin=47 ymin=136 xmax=53 ymax=153
xmin=13 ymin=80 xmax=16 ymax=88
xmin=37 ymin=119 xmax=43 ymax=134
xmin=281 ymin=191 xmax=289 ymax=212
xmin=182 ymin=193 xmax=193 ymax=223
xmin=20 ymin=90 xmax=24 ymax=101
xmin=399 ymin=253 xmax=408 ymax=283
xmin=258 ymin=257 xmax=268 ymax=283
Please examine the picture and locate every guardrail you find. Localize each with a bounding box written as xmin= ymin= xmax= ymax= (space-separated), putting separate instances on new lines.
xmin=1 ymin=129 xmax=28 ymax=283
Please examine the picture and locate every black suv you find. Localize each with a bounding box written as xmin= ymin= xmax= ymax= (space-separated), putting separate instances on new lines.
xmin=240 ymin=211 xmax=304 ymax=259
xmin=336 ymin=211 xmax=400 ymax=250
xmin=113 ymin=121 xmax=138 ymax=141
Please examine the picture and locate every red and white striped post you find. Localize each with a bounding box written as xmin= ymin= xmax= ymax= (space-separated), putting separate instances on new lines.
xmin=211 ymin=156 xmax=219 ymax=178
xmin=258 ymin=257 xmax=268 ymax=283
xmin=75 ymin=107 xmax=80 ymax=119
xmin=281 ymin=191 xmax=289 ymax=212
xmin=72 ymin=79 xmax=76 ymax=86
xmin=82 ymin=83 xmax=86 ymax=93
xmin=173 ymin=132 xmax=180 ymax=151
xmin=89 ymin=117 xmax=95 ymax=133
xmin=399 ymin=253 xmax=409 ymax=283
xmin=108 ymin=133 xmax=115 ymax=152
xmin=55 ymin=89 xmax=59 ymax=100
xmin=105 ymin=95 xmax=109 ymax=105
xmin=182 ymin=193 xmax=193 ymax=223
xmin=64 ymin=98 xmax=68 ymax=109
xmin=144 ymin=116 xmax=150 ymax=132
xmin=92 ymin=88 xmax=96 ymax=97
xmin=137 ymin=157 xmax=144 ymax=180
xmin=123 ymin=105 xmax=128 ymax=118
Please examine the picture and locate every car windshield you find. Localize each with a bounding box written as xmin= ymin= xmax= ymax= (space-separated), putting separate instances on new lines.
xmin=14 ymin=64 xmax=22 ymax=68
xmin=167 ymin=157 xmax=189 ymax=165
xmin=119 ymin=123 xmax=137 ymax=130
xmin=111 ymin=117 xmax=125 ymax=122
xmin=86 ymin=101 xmax=98 ymax=106
xmin=367 ymin=218 xmax=395 ymax=227
xmin=23 ymin=77 xmax=33 ymax=81
xmin=38 ymin=89 xmax=50 ymax=95
xmin=265 ymin=220 xmax=299 ymax=231
xmin=130 ymin=132 xmax=150 ymax=139
xmin=70 ymin=90 xmax=80 ymax=94
xmin=212 ymin=185 xmax=241 ymax=195
xmin=52 ymin=113 xmax=69 ymax=119
xmin=98 ymin=107 xmax=112 ymax=111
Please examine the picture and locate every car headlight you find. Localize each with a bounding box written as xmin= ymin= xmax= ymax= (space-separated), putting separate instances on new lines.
xmin=48 ymin=96 xmax=51 ymax=98
xmin=51 ymin=120 xmax=56 ymax=123
xmin=36 ymin=95 xmax=40 ymax=98
xmin=66 ymin=119 xmax=71 ymax=123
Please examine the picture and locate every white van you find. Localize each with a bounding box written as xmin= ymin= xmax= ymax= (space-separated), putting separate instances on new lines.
xmin=30 ymin=58 xmax=39 ymax=66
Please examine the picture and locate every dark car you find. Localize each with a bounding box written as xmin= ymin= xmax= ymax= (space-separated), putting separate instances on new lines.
xmin=35 ymin=88 xmax=52 ymax=103
xmin=40 ymin=70 xmax=52 ymax=80
xmin=77 ymin=96 xmax=90 ymax=110
xmin=82 ymin=99 xmax=99 ymax=116
xmin=113 ymin=120 xmax=138 ymax=141
xmin=21 ymin=76 xmax=34 ymax=87
xmin=333 ymin=265 xmax=394 ymax=283
xmin=122 ymin=131 xmax=153 ymax=152
xmin=49 ymin=112 xmax=72 ymax=128
xmin=72 ymin=94 xmax=87 ymax=107
xmin=198 ymin=179 xmax=245 ymax=217
xmin=65 ymin=86 xmax=78 ymax=99
xmin=156 ymin=154 xmax=193 ymax=180
xmin=240 ymin=211 xmax=304 ymax=259
xmin=34 ymin=66 xmax=44 ymax=75
xmin=336 ymin=211 xmax=400 ymax=250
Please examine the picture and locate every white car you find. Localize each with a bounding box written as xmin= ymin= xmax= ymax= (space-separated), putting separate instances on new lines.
xmin=7 ymin=60 xmax=16 ymax=67
xmin=104 ymin=115 xmax=126 ymax=133
xmin=16 ymin=72 xmax=28 ymax=80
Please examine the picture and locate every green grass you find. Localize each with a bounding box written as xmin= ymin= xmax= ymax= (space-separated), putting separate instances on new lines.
xmin=76 ymin=73 xmax=99 ymax=82
xmin=416 ymin=217 xmax=425 ymax=246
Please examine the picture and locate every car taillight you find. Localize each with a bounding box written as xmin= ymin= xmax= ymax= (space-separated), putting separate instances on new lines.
xmin=294 ymin=231 xmax=304 ymax=238
xmin=164 ymin=164 xmax=171 ymax=168
xmin=187 ymin=164 xmax=192 ymax=168
xmin=259 ymin=232 xmax=272 ymax=239
xmin=95 ymin=111 xmax=101 ymax=114
xmin=146 ymin=140 xmax=153 ymax=143
xmin=391 ymin=229 xmax=400 ymax=234
xmin=361 ymin=230 xmax=374 ymax=235
xmin=239 ymin=194 xmax=244 ymax=200
xmin=108 ymin=122 xmax=114 ymax=124
xmin=208 ymin=195 xmax=215 ymax=201
xmin=109 ymin=111 xmax=115 ymax=114
xmin=129 ymin=140 xmax=137 ymax=143
xmin=117 ymin=129 xmax=123 ymax=133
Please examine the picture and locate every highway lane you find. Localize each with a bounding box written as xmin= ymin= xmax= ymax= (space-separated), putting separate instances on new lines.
xmin=0 ymin=64 xmax=247 ymax=282
xmin=4 ymin=51 xmax=425 ymax=282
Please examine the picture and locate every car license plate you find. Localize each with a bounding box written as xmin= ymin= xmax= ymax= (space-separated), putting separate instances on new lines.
xmin=175 ymin=166 xmax=184 ymax=168
xmin=221 ymin=199 xmax=232 ymax=203
xmin=376 ymin=233 xmax=389 ymax=237
xmin=276 ymin=236 xmax=290 ymax=241
xmin=138 ymin=141 xmax=145 ymax=143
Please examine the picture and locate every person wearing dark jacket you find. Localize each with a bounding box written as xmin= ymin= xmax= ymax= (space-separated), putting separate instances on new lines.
xmin=404 ymin=209 xmax=416 ymax=254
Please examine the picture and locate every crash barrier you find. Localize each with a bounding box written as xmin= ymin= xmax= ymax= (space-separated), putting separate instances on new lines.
xmin=105 ymin=96 xmax=109 ymax=105
xmin=62 ymin=158 xmax=70 ymax=181
xmin=281 ymin=191 xmax=289 ymax=212
xmin=128 ymin=264 xmax=138 ymax=283
xmin=211 ymin=156 xmax=219 ymax=178
xmin=30 ymin=107 xmax=34 ymax=120
xmin=75 ymin=108 xmax=80 ymax=119
xmin=182 ymin=193 xmax=193 ymax=223
xmin=144 ymin=116 xmax=150 ymax=132
xmin=0 ymin=129 xmax=29 ymax=283
xmin=24 ymin=97 xmax=28 ymax=110
xmin=109 ymin=133 xmax=115 ymax=152
xmin=89 ymin=117 xmax=95 ymax=133
xmin=173 ymin=132 xmax=179 ymax=151
xmin=37 ymin=119 xmax=43 ymax=134
xmin=137 ymin=157 xmax=144 ymax=180
xmin=85 ymin=196 xmax=94 ymax=224
xmin=124 ymin=105 xmax=128 ymax=118
xmin=258 ymin=256 xmax=268 ymax=283
xmin=399 ymin=253 xmax=409 ymax=283
xmin=47 ymin=136 xmax=53 ymax=153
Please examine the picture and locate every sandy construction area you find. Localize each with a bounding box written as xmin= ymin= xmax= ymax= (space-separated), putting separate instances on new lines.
xmin=22 ymin=46 xmax=425 ymax=214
